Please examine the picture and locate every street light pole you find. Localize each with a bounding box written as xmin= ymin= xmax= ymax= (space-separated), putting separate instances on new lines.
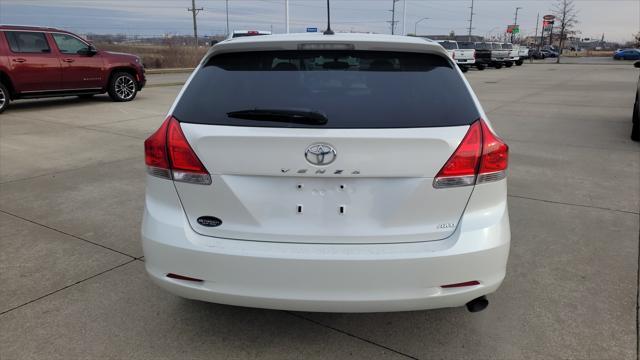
xmin=511 ymin=6 xmax=522 ymax=43
xmin=414 ymin=17 xmax=429 ymax=36
xmin=285 ymin=0 xmax=290 ymax=33
xmin=402 ymin=0 xmax=407 ymax=35
xmin=225 ymin=0 xmax=229 ymax=36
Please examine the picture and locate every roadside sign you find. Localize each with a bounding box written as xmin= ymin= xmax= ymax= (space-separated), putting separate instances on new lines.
xmin=306 ymin=27 xmax=318 ymax=33
xmin=543 ymin=14 xmax=556 ymax=21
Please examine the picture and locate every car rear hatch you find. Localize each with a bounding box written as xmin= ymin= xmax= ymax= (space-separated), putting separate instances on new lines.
xmin=168 ymin=49 xmax=482 ymax=244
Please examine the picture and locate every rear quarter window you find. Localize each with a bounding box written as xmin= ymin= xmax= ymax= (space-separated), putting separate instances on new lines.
xmin=173 ymin=50 xmax=479 ymax=129
xmin=5 ymin=31 xmax=50 ymax=53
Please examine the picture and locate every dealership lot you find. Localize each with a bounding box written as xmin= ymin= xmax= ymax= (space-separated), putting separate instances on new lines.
xmin=1 ymin=62 xmax=639 ymax=359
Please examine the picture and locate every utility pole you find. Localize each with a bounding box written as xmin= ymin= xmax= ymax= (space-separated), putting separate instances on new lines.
xmin=388 ymin=0 xmax=399 ymax=35
xmin=511 ymin=6 xmax=522 ymax=43
xmin=187 ymin=0 xmax=203 ymax=47
xmin=225 ymin=0 xmax=229 ymax=36
xmin=533 ymin=12 xmax=539 ymax=61
xmin=285 ymin=0 xmax=290 ymax=33
xmin=467 ymin=0 xmax=475 ymax=41
xmin=534 ymin=12 xmax=539 ymax=44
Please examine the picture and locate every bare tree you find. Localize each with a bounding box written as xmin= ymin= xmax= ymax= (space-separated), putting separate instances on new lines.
xmin=552 ymin=0 xmax=579 ymax=63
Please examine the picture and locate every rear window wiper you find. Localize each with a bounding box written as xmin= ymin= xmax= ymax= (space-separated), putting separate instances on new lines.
xmin=227 ymin=109 xmax=328 ymax=125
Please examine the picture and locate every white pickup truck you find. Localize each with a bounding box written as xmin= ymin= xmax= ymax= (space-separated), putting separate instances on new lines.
xmin=517 ymin=46 xmax=529 ymax=65
xmin=436 ymin=40 xmax=476 ymax=73
xmin=502 ymin=43 xmax=520 ymax=67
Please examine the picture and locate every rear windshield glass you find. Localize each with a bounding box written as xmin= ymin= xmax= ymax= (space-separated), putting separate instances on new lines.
xmin=474 ymin=42 xmax=490 ymax=50
xmin=173 ymin=50 xmax=479 ymax=129
xmin=458 ymin=42 xmax=474 ymax=49
xmin=438 ymin=41 xmax=458 ymax=50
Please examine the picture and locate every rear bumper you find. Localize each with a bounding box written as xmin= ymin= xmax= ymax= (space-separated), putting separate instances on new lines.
xmin=142 ymin=178 xmax=510 ymax=313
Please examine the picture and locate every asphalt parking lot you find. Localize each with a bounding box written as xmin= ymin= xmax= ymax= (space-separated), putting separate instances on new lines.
xmin=1 ymin=61 xmax=639 ymax=359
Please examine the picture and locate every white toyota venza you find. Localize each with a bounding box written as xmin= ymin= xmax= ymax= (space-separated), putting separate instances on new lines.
xmin=142 ymin=33 xmax=510 ymax=313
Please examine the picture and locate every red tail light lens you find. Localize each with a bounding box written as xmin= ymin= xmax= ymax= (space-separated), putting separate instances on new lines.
xmin=144 ymin=116 xmax=211 ymax=185
xmin=433 ymin=121 xmax=482 ymax=188
xmin=144 ymin=118 xmax=170 ymax=169
xmin=478 ymin=120 xmax=509 ymax=174
xmin=434 ymin=119 xmax=508 ymax=188
xmin=167 ymin=118 xmax=208 ymax=173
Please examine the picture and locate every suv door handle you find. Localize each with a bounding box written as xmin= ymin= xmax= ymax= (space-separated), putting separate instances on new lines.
xmin=62 ymin=58 xmax=75 ymax=63
xmin=12 ymin=58 xmax=26 ymax=63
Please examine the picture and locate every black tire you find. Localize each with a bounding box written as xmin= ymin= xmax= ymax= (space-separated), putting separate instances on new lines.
xmin=476 ymin=64 xmax=486 ymax=71
xmin=515 ymin=60 xmax=524 ymax=66
xmin=0 ymin=82 xmax=9 ymax=114
xmin=108 ymin=72 xmax=138 ymax=102
xmin=632 ymin=95 xmax=639 ymax=142
xmin=460 ymin=66 xmax=469 ymax=73
xmin=505 ymin=61 xmax=513 ymax=68
xmin=494 ymin=63 xmax=503 ymax=69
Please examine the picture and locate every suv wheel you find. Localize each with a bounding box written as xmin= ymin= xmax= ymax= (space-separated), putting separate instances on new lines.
xmin=0 ymin=82 xmax=9 ymax=113
xmin=476 ymin=64 xmax=486 ymax=71
xmin=108 ymin=72 xmax=138 ymax=102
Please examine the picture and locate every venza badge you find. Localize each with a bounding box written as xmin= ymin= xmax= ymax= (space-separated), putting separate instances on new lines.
xmin=305 ymin=143 xmax=337 ymax=166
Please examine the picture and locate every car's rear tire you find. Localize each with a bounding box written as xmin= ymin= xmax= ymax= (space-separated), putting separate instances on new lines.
xmin=476 ymin=64 xmax=486 ymax=71
xmin=460 ymin=65 xmax=468 ymax=73
xmin=494 ymin=63 xmax=503 ymax=69
xmin=515 ymin=60 xmax=524 ymax=66
xmin=0 ymin=82 xmax=9 ymax=114
xmin=108 ymin=72 xmax=138 ymax=102
xmin=505 ymin=61 xmax=513 ymax=68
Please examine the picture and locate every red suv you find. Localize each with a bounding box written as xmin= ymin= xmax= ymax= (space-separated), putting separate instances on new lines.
xmin=0 ymin=25 xmax=146 ymax=113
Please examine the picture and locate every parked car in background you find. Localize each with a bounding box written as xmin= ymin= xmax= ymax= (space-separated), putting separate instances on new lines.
xmin=541 ymin=49 xmax=559 ymax=58
xmin=489 ymin=42 xmax=510 ymax=67
xmin=459 ymin=41 xmax=485 ymax=70
xmin=517 ymin=46 xmax=530 ymax=63
xmin=142 ymin=33 xmax=510 ymax=313
xmin=530 ymin=49 xmax=546 ymax=59
xmin=436 ymin=40 xmax=475 ymax=72
xmin=614 ymin=49 xmax=640 ymax=60
xmin=473 ymin=42 xmax=507 ymax=69
xmin=502 ymin=43 xmax=520 ymax=66
xmin=230 ymin=30 xmax=272 ymax=39
xmin=632 ymin=61 xmax=640 ymax=141
xmin=0 ymin=24 xmax=145 ymax=113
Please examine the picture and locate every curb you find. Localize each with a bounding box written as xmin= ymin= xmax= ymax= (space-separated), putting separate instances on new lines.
xmin=145 ymin=68 xmax=194 ymax=74
xmin=146 ymin=82 xmax=186 ymax=88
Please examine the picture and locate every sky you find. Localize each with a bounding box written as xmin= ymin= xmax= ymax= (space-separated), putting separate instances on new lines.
xmin=0 ymin=0 xmax=638 ymax=42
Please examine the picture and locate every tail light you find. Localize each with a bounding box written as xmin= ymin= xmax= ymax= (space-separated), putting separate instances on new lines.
xmin=144 ymin=116 xmax=212 ymax=185
xmin=433 ymin=119 xmax=508 ymax=188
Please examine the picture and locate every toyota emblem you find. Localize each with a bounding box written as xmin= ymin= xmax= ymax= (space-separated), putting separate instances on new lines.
xmin=305 ymin=143 xmax=337 ymax=166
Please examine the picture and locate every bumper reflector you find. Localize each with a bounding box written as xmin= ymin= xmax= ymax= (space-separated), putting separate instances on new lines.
xmin=441 ymin=280 xmax=480 ymax=288
xmin=166 ymin=273 xmax=204 ymax=282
